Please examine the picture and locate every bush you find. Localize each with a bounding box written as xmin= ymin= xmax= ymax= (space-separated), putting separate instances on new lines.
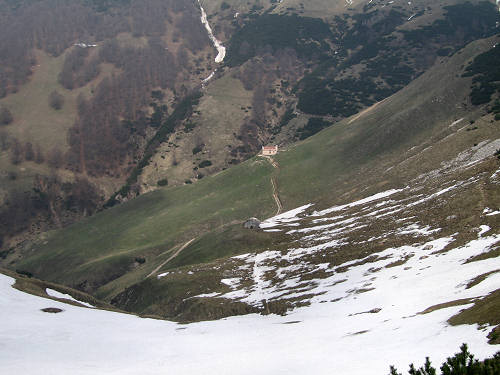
xmin=295 ymin=117 xmax=331 ymax=140
xmin=157 ymin=178 xmax=168 ymax=186
xmin=48 ymin=90 xmax=64 ymax=110
xmin=463 ymin=43 xmax=500 ymax=106
xmin=0 ymin=107 xmax=13 ymax=125
xmin=16 ymin=269 xmax=33 ymax=278
xmin=192 ymin=144 xmax=204 ymax=154
xmin=184 ymin=122 xmax=196 ymax=132
xmin=198 ymin=160 xmax=212 ymax=168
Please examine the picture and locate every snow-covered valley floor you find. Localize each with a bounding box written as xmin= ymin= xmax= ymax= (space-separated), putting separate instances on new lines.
xmin=0 ymin=269 xmax=498 ymax=375
xmin=1 ymin=162 xmax=499 ymax=374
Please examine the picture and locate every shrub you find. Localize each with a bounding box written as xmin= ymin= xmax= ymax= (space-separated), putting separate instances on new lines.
xmin=16 ymin=269 xmax=33 ymax=278
xmin=184 ymin=122 xmax=196 ymax=132
xmin=151 ymin=90 xmax=164 ymax=101
xmin=295 ymin=117 xmax=331 ymax=140
xmin=463 ymin=43 xmax=500 ymax=105
xmin=48 ymin=90 xmax=64 ymax=110
xmin=388 ymin=344 xmax=500 ymax=375
xmin=192 ymin=144 xmax=204 ymax=154
xmin=157 ymin=178 xmax=168 ymax=186
xmin=198 ymin=160 xmax=212 ymax=168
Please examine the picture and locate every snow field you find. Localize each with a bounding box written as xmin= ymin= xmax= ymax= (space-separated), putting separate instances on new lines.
xmin=1 ymin=169 xmax=499 ymax=374
xmin=46 ymin=288 xmax=94 ymax=308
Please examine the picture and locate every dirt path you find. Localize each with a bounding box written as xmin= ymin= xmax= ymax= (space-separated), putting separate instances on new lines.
xmin=147 ymin=238 xmax=196 ymax=278
xmin=348 ymin=98 xmax=387 ymax=124
xmin=260 ymin=155 xmax=283 ymax=215
xmin=270 ymin=176 xmax=283 ymax=215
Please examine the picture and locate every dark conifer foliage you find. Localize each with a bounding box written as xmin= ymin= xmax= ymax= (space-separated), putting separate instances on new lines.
xmin=389 ymin=344 xmax=500 ymax=375
xmin=48 ymin=90 xmax=64 ymax=110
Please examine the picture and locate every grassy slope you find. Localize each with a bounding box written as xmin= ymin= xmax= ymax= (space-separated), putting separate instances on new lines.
xmin=275 ymin=35 xmax=496 ymax=207
xmin=0 ymin=50 xmax=81 ymax=152
xmin=11 ymin=35 xmax=497 ymax=302
xmin=16 ymin=157 xmax=275 ymax=296
xmin=0 ymin=49 xmax=82 ymax=198
xmin=0 ymin=49 xmax=118 ymax=151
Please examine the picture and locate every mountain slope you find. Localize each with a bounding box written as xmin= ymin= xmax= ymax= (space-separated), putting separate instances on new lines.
xmin=6 ymin=34 xmax=499 ymax=319
xmin=1 ymin=0 xmax=497 ymax=254
xmin=1 ymin=190 xmax=499 ymax=374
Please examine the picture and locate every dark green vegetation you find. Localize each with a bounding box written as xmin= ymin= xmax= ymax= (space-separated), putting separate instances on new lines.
xmin=273 ymin=107 xmax=297 ymax=134
xmin=198 ymin=160 xmax=212 ymax=168
xmin=225 ymin=14 xmax=333 ymax=67
xmin=389 ymin=344 xmax=500 ymax=375
xmin=83 ymin=0 xmax=131 ymax=12
xmin=295 ymin=117 xmax=332 ymax=140
xmin=157 ymin=178 xmax=168 ymax=186
xmin=296 ymin=1 xmax=499 ymax=118
xmin=463 ymin=43 xmax=500 ymax=105
xmin=402 ymin=2 xmax=498 ymax=49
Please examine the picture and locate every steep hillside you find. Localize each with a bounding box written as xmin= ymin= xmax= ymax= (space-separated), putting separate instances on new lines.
xmin=1 ymin=3 xmax=499 ymax=371
xmin=5 ymin=34 xmax=499 ymax=324
xmin=1 ymin=0 xmax=497 ymax=254
xmin=137 ymin=0 xmax=499 ymax=193
xmin=0 ymin=0 xmax=219 ymax=247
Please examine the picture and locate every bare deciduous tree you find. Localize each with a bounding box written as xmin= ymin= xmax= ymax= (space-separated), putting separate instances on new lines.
xmin=9 ymin=138 xmax=23 ymax=164
xmin=24 ymin=142 xmax=34 ymax=161
xmin=0 ymin=107 xmax=13 ymax=125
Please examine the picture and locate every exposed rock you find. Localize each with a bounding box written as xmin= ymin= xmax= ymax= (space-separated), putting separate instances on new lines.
xmin=41 ymin=307 xmax=63 ymax=313
xmin=243 ymin=217 xmax=261 ymax=229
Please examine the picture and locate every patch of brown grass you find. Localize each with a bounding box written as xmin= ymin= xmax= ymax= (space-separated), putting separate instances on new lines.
xmin=419 ymin=298 xmax=476 ymax=314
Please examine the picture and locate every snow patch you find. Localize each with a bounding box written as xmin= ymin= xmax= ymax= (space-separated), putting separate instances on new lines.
xmin=312 ymin=189 xmax=403 ymax=216
xmin=260 ymin=204 xmax=313 ymax=228
xmin=484 ymin=208 xmax=500 ymax=216
xmin=478 ymin=225 xmax=490 ymax=237
xmin=46 ymin=289 xmax=94 ymax=308
xmin=198 ymin=1 xmax=226 ymax=63
xmin=450 ymin=118 xmax=464 ymax=127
